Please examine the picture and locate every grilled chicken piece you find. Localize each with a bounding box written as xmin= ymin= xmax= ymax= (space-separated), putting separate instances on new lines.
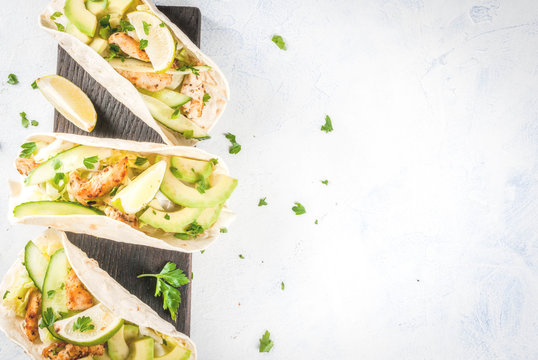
xmin=65 ymin=270 xmax=93 ymax=311
xmin=180 ymin=74 xmax=205 ymax=119
xmin=24 ymin=289 xmax=41 ymax=342
xmin=66 ymin=157 xmax=128 ymax=206
xmin=43 ymin=343 xmax=105 ymax=360
xmin=15 ymin=158 xmax=39 ymax=176
xmin=108 ymin=32 xmax=150 ymax=62
xmin=104 ymin=206 xmax=139 ymax=228
xmin=116 ymin=69 xmax=172 ymax=92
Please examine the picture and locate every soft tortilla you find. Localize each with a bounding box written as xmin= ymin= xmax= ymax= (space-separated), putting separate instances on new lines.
xmin=39 ymin=0 xmax=230 ymax=145
xmin=0 ymin=229 xmax=197 ymax=360
xmin=9 ymin=133 xmax=236 ymax=253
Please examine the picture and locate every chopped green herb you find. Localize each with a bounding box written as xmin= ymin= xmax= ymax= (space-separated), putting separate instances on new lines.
xmin=239 ymin=254 xmax=245 ymax=259
xmin=259 ymin=330 xmax=274 ymax=352
xmin=225 ymin=133 xmax=241 ymax=154
xmin=134 ymin=157 xmax=148 ymax=166
xmin=177 ymin=64 xmax=200 ymax=76
xmin=20 ymin=112 xmax=29 ymax=128
xmin=53 ymin=159 xmax=62 ymax=170
xmin=209 ymin=158 xmax=218 ymax=165
xmin=281 ymin=281 xmax=285 ymax=290
xmin=31 ymin=120 xmax=39 ymax=127
xmin=107 ymin=44 xmax=124 ymax=60
xmin=139 ymin=39 xmax=148 ymax=50
xmin=220 ymin=228 xmax=227 ymax=233
xmin=164 ymin=214 xmax=170 ymax=220
xmin=185 ymin=221 xmax=204 ymax=237
xmin=60 ymin=283 xmax=65 ymax=290
xmin=31 ymin=80 xmax=38 ymax=89
xmin=321 ymin=115 xmax=333 ymax=133
xmin=138 ymin=262 xmax=190 ymax=321
xmin=196 ymin=177 xmax=209 ymax=194
xmin=99 ymin=14 xmax=110 ymax=27
xmin=7 ymin=73 xmax=18 ymax=85
xmin=47 ymin=290 xmax=56 ymax=298
xmin=55 ymin=22 xmax=65 ymax=32
xmin=73 ymin=316 xmax=95 ymax=332
xmin=83 ymin=155 xmax=99 ymax=169
xmin=53 ymin=173 xmax=66 ymax=185
xmin=159 ymin=22 xmax=165 ymax=27
xmin=200 ymin=250 xmax=205 ymax=254
xmin=120 ymin=20 xmax=134 ymax=32
xmin=142 ymin=21 xmax=151 ymax=35
xmin=258 ymin=197 xmax=267 ymax=207
xmin=271 ymin=35 xmax=286 ymax=50
xmin=99 ymin=26 xmax=111 ymax=39
xmin=203 ymin=93 xmax=211 ymax=104
xmin=3 ymin=290 xmax=9 ymax=299
xmin=292 ymin=202 xmax=306 ymax=215
xmin=174 ymin=233 xmax=190 ymax=240
xmin=152 ymin=210 xmax=157 ymax=215
xmin=109 ymin=186 xmax=119 ymax=197
xmin=315 ymin=219 xmax=318 ymax=224
xmin=50 ymin=11 xmax=63 ymax=20
xmin=39 ymin=307 xmax=56 ymax=329
xmin=19 ymin=142 xmax=37 ymax=158
xmin=321 ymin=179 xmax=329 ymax=185
xmin=171 ymin=107 xmax=180 ymax=119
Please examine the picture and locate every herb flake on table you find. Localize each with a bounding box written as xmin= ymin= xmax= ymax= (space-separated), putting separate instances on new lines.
xmin=239 ymin=254 xmax=245 ymax=259
xmin=281 ymin=281 xmax=285 ymax=290
xmin=271 ymin=35 xmax=287 ymax=50
xmin=138 ymin=262 xmax=190 ymax=321
xmin=321 ymin=179 xmax=329 ymax=185
xmin=31 ymin=80 xmax=38 ymax=89
xmin=220 ymin=228 xmax=227 ymax=233
xmin=259 ymin=330 xmax=274 ymax=352
xmin=258 ymin=197 xmax=268 ymax=206
xmin=7 ymin=73 xmax=18 ymax=85
xmin=292 ymin=202 xmax=306 ymax=215
xmin=321 ymin=115 xmax=333 ymax=133
xmin=225 ymin=133 xmax=241 ymax=154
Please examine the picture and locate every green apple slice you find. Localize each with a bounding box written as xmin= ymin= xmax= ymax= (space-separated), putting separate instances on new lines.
xmin=111 ymin=160 xmax=166 ymax=214
xmin=126 ymin=11 xmax=175 ymax=72
xmin=52 ymin=303 xmax=124 ymax=346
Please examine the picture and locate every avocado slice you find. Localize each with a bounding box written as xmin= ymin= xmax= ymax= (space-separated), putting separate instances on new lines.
xmin=123 ymin=324 xmax=139 ymax=343
xmin=127 ymin=337 xmax=154 ymax=360
xmin=169 ymin=156 xmax=213 ymax=183
xmin=139 ymin=207 xmax=202 ymax=233
xmin=108 ymin=325 xmax=129 ymax=360
xmin=66 ymin=22 xmax=92 ymax=44
xmin=160 ymin=164 xmax=237 ymax=208
xmin=64 ymin=0 xmax=97 ymax=37
xmin=13 ymin=201 xmax=103 ymax=218
xmin=90 ymin=37 xmax=109 ymax=55
xmin=155 ymin=346 xmax=191 ymax=360
xmin=195 ymin=205 xmax=223 ymax=230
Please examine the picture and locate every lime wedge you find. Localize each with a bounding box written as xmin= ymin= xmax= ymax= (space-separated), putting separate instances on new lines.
xmin=36 ymin=75 xmax=97 ymax=132
xmin=111 ymin=160 xmax=167 ymax=214
xmin=52 ymin=303 xmax=124 ymax=346
xmin=126 ymin=11 xmax=176 ymax=72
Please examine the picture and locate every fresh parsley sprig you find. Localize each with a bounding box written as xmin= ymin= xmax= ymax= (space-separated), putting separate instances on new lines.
xmin=138 ymin=262 xmax=190 ymax=321
xmin=19 ymin=142 xmax=37 ymax=158
xmin=258 ymin=197 xmax=267 ymax=206
xmin=259 ymin=330 xmax=274 ymax=352
xmin=225 ymin=133 xmax=241 ymax=154
xmin=39 ymin=307 xmax=56 ymax=329
xmin=83 ymin=155 xmax=99 ymax=169
xmin=292 ymin=202 xmax=306 ymax=215
xmin=73 ymin=316 xmax=95 ymax=332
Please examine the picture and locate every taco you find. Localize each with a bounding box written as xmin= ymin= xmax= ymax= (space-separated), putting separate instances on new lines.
xmin=39 ymin=0 xmax=230 ymax=145
xmin=10 ymin=133 xmax=237 ymax=253
xmin=0 ymin=229 xmax=196 ymax=360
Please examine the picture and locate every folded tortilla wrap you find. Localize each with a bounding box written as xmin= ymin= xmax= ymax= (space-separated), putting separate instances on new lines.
xmin=0 ymin=229 xmax=196 ymax=360
xmin=39 ymin=0 xmax=230 ymax=145
xmin=10 ymin=133 xmax=236 ymax=253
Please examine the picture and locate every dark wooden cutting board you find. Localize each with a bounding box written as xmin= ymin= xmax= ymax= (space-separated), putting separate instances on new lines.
xmin=54 ymin=6 xmax=202 ymax=335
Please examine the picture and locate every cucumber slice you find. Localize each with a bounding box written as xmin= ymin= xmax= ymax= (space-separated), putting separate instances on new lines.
xmin=25 ymin=145 xmax=113 ymax=185
xmin=141 ymin=95 xmax=209 ymax=140
xmin=139 ymin=207 xmax=202 ymax=233
xmin=169 ymin=156 xmax=213 ymax=183
xmin=13 ymin=201 xmax=104 ymax=218
xmin=42 ymin=249 xmax=71 ymax=320
xmin=139 ymin=88 xmax=191 ymax=108
xmin=24 ymin=241 xmax=49 ymax=292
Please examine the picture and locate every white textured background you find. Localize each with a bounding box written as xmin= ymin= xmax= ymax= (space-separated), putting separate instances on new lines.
xmin=2 ymin=0 xmax=538 ymax=359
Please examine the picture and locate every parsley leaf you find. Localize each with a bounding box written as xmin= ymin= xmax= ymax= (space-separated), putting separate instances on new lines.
xmin=259 ymin=330 xmax=274 ymax=352
xmin=107 ymin=44 xmax=124 ymax=61
xmin=220 ymin=228 xmax=227 ymax=233
xmin=209 ymin=158 xmax=218 ymax=165
xmin=50 ymin=11 xmax=63 ymax=20
xmin=99 ymin=14 xmax=110 ymax=27
xmin=39 ymin=307 xmax=56 ymax=329
xmin=139 ymin=39 xmax=148 ymax=50
xmin=20 ymin=112 xmax=29 ymax=128
xmin=164 ymin=213 xmax=170 ymax=220
xmin=271 ymin=35 xmax=287 ymax=50
xmin=53 ymin=159 xmax=62 ymax=170
xmin=159 ymin=22 xmax=165 ymax=27
xmin=203 ymin=93 xmax=211 ymax=104
xmin=53 ymin=173 xmax=66 ymax=185
xmin=258 ymin=197 xmax=267 ymax=206
xmin=142 ymin=21 xmax=151 ymax=35
xmin=281 ymin=281 xmax=285 ymax=290
xmin=200 ymin=250 xmax=205 ymax=254
xmin=7 ymin=73 xmax=18 ymax=85
xmin=109 ymin=186 xmax=119 ymax=196
xmin=134 ymin=157 xmax=148 ymax=166
xmin=177 ymin=64 xmax=200 ymax=76
xmin=174 ymin=221 xmax=204 ymax=240
xmin=19 ymin=142 xmax=37 ymax=158
xmin=171 ymin=107 xmax=181 ymax=119
xmin=31 ymin=80 xmax=38 ymax=89
xmin=292 ymin=202 xmax=306 ymax=215
xmin=196 ymin=177 xmax=209 ymax=194
xmin=55 ymin=22 xmax=65 ymax=32
xmin=73 ymin=316 xmax=95 ymax=332
xmin=321 ymin=115 xmax=333 ymax=133
xmin=47 ymin=290 xmax=56 ymax=298
xmin=239 ymin=254 xmax=245 ymax=259
xmin=120 ymin=20 xmax=135 ymax=32
xmin=225 ymin=133 xmax=241 ymax=154
xmin=83 ymin=155 xmax=99 ymax=169
xmin=321 ymin=179 xmax=329 ymax=185
xmin=31 ymin=120 xmax=39 ymax=127
xmin=315 ymin=219 xmax=318 ymax=225
xmin=3 ymin=290 xmax=9 ymax=299
xmin=138 ymin=262 xmax=190 ymax=321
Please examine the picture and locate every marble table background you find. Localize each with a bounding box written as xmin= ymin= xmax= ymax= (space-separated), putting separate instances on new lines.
xmin=1 ymin=0 xmax=538 ymax=359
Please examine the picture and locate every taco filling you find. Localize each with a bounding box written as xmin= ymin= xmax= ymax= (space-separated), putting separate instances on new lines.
xmin=2 ymin=237 xmax=192 ymax=360
xmin=54 ymin=0 xmax=221 ymax=140
xmin=13 ymin=137 xmax=237 ymax=242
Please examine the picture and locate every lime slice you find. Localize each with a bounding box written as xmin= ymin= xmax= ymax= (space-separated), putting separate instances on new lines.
xmin=126 ymin=11 xmax=176 ymax=72
xmin=52 ymin=303 xmax=124 ymax=346
xmin=36 ymin=75 xmax=97 ymax=132
xmin=111 ymin=160 xmax=167 ymax=214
